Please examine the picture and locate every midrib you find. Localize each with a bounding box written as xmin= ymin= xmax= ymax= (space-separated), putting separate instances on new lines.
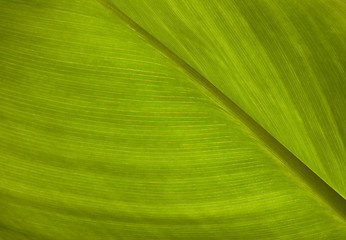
xmin=96 ymin=0 xmax=346 ymax=222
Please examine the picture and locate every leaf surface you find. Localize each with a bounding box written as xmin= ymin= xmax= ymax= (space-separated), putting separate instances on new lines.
xmin=0 ymin=0 xmax=345 ymax=239
xmin=109 ymin=0 xmax=346 ymax=198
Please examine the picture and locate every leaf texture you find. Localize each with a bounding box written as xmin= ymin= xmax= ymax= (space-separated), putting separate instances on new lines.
xmin=109 ymin=0 xmax=346 ymax=198
xmin=0 ymin=0 xmax=345 ymax=239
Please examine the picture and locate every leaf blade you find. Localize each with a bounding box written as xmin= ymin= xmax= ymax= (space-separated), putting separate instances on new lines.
xmin=109 ymin=0 xmax=346 ymax=198
xmin=0 ymin=0 xmax=345 ymax=239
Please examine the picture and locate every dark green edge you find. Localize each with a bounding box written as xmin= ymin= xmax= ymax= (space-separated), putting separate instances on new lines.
xmin=97 ymin=0 xmax=346 ymax=222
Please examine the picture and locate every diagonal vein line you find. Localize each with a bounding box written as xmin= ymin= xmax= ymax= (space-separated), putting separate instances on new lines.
xmin=96 ymin=0 xmax=346 ymax=222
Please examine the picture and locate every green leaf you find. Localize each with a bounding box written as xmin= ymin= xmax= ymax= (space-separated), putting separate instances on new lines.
xmin=0 ymin=0 xmax=345 ymax=239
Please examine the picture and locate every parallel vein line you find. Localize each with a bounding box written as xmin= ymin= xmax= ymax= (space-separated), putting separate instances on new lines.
xmin=96 ymin=0 xmax=346 ymax=222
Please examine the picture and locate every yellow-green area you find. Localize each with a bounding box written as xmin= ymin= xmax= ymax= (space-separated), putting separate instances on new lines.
xmin=0 ymin=0 xmax=345 ymax=239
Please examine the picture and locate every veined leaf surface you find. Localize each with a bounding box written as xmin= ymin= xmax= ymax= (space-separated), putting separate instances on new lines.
xmin=0 ymin=0 xmax=345 ymax=239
